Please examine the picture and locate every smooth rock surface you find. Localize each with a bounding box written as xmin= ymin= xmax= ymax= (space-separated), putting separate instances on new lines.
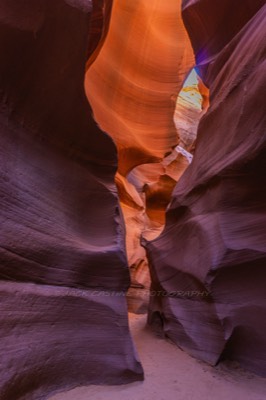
xmin=145 ymin=1 xmax=266 ymax=376
xmin=85 ymin=0 xmax=196 ymax=313
xmin=0 ymin=1 xmax=143 ymax=398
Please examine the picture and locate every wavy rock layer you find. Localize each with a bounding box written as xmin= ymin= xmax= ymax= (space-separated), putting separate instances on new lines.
xmin=145 ymin=1 xmax=266 ymax=375
xmin=0 ymin=1 xmax=143 ymax=399
xmin=86 ymin=0 xmax=194 ymax=175
xmin=85 ymin=0 xmax=195 ymax=313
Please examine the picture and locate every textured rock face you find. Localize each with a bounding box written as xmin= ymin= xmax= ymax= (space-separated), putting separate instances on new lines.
xmin=85 ymin=0 xmax=195 ymax=313
xmin=0 ymin=1 xmax=143 ymax=398
xmin=1 ymin=2 xmax=265 ymax=399
xmin=146 ymin=1 xmax=266 ymax=375
xmin=86 ymin=0 xmax=194 ymax=174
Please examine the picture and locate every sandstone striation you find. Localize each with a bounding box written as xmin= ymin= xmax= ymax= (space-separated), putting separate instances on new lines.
xmin=85 ymin=1 xmax=196 ymax=313
xmin=86 ymin=0 xmax=194 ymax=175
xmin=1 ymin=1 xmax=265 ymax=398
xmin=0 ymin=1 xmax=143 ymax=398
xmin=145 ymin=1 xmax=266 ymax=376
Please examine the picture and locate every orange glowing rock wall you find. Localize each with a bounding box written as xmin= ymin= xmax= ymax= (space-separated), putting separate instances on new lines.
xmin=86 ymin=0 xmax=194 ymax=174
xmin=85 ymin=1 xmax=195 ymax=307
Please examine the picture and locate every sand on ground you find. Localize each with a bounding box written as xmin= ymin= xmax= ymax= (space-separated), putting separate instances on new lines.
xmin=50 ymin=313 xmax=266 ymax=400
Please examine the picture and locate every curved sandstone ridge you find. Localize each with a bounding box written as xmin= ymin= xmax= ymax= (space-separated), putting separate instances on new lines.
xmin=1 ymin=1 xmax=265 ymax=399
xmin=0 ymin=1 xmax=143 ymax=399
xmin=85 ymin=0 xmax=194 ymax=175
xmin=146 ymin=1 xmax=266 ymax=376
xmin=85 ymin=0 xmax=197 ymax=312
xmin=125 ymin=70 xmax=208 ymax=314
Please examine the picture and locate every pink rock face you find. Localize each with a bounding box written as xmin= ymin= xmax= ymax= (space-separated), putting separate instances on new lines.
xmin=0 ymin=0 xmax=143 ymax=398
xmin=145 ymin=2 xmax=266 ymax=375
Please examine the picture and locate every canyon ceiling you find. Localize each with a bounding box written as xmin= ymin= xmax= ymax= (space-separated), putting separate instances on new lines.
xmin=0 ymin=0 xmax=265 ymax=399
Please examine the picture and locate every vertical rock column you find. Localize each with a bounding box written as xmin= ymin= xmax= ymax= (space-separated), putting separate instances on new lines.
xmin=145 ymin=0 xmax=266 ymax=376
xmin=0 ymin=1 xmax=143 ymax=399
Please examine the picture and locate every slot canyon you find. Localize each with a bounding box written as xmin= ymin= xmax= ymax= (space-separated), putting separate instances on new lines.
xmin=0 ymin=1 xmax=265 ymax=399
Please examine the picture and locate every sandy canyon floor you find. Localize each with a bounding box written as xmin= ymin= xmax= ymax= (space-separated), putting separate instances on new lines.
xmin=50 ymin=313 xmax=266 ymax=400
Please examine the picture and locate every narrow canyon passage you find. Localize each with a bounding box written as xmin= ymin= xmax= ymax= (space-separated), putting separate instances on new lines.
xmin=0 ymin=0 xmax=265 ymax=399
xmin=85 ymin=0 xmax=209 ymax=315
xmin=123 ymin=68 xmax=209 ymax=314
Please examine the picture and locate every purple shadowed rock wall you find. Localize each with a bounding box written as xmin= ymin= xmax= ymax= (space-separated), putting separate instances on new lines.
xmin=145 ymin=0 xmax=266 ymax=376
xmin=0 ymin=1 xmax=143 ymax=399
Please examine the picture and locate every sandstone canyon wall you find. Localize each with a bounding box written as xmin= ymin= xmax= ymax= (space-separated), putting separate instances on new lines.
xmin=0 ymin=1 xmax=143 ymax=399
xmin=146 ymin=0 xmax=266 ymax=376
xmin=85 ymin=0 xmax=195 ymax=311
xmin=1 ymin=1 xmax=266 ymax=399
